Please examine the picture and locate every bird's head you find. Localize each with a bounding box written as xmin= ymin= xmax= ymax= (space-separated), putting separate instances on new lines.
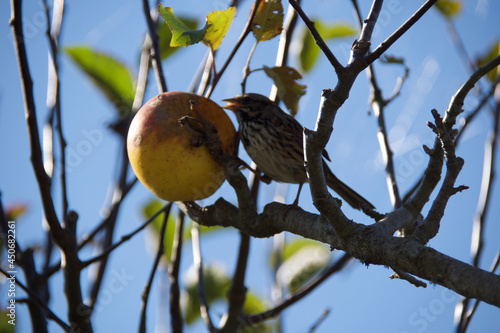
xmin=222 ymin=93 xmax=275 ymax=121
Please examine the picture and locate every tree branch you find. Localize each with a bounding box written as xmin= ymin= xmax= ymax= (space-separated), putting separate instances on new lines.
xmin=142 ymin=0 xmax=167 ymax=93
xmin=191 ymin=223 xmax=216 ymax=332
xmin=139 ymin=206 xmax=171 ymax=333
xmin=0 ymin=267 xmax=70 ymax=332
xmin=205 ymin=0 xmax=261 ymax=97
xmin=168 ymin=211 xmax=185 ymax=333
xmin=81 ymin=203 xmax=172 ymax=268
xmin=243 ymin=253 xmax=352 ymax=327
xmin=366 ymin=0 xmax=438 ymax=66
xmin=10 ymin=0 xmax=64 ymax=244
xmin=288 ymin=0 xmax=343 ymax=74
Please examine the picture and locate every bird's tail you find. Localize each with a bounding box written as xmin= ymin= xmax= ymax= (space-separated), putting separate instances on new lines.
xmin=324 ymin=165 xmax=375 ymax=210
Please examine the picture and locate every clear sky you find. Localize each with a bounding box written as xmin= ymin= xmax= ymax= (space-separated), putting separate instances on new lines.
xmin=1 ymin=1 xmax=499 ymax=332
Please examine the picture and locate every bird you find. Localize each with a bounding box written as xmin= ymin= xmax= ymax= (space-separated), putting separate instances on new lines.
xmin=222 ymin=93 xmax=375 ymax=210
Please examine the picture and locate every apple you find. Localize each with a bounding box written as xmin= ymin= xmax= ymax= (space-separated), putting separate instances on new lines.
xmin=127 ymin=91 xmax=236 ymax=201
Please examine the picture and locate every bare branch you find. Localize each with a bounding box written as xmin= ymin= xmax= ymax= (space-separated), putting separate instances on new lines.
xmin=243 ymin=253 xmax=352 ymax=326
xmin=192 ymin=223 xmax=216 ymax=331
xmin=82 ymin=203 xmax=172 ymax=268
xmin=179 ymin=197 xmax=500 ymax=307
xmin=456 ymin=252 xmax=500 ymax=333
xmin=390 ymin=268 xmax=427 ymax=288
xmin=288 ymin=0 xmax=344 ymax=74
xmin=142 ymin=0 xmax=167 ymax=93
xmin=0 ymin=267 xmax=70 ymax=332
xmin=366 ymin=0 xmax=438 ymax=66
xmin=219 ymin=232 xmax=250 ymax=332
xmin=139 ymin=207 xmax=171 ymax=333
xmin=168 ymin=211 xmax=185 ymax=332
xmin=10 ymin=0 xmax=64 ymax=243
xmin=205 ymin=0 xmax=261 ymax=97
xmin=351 ymin=0 xmax=403 ymax=209
xmin=446 ymin=55 xmax=500 ymax=127
xmin=270 ymin=0 xmax=301 ymax=102
xmin=43 ymin=0 xmax=69 ymax=219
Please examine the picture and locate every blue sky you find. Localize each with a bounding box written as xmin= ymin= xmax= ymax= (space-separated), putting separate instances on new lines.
xmin=1 ymin=1 xmax=499 ymax=332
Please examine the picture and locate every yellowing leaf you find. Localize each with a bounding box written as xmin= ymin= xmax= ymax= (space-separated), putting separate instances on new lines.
xmin=434 ymin=0 xmax=462 ymax=18
xmin=263 ymin=66 xmax=306 ymax=116
xmin=203 ymin=7 xmax=236 ymax=50
xmin=158 ymin=4 xmax=207 ymax=47
xmin=157 ymin=16 xmax=198 ymax=59
xmin=251 ymin=0 xmax=284 ymax=42
xmin=5 ymin=203 xmax=28 ymax=221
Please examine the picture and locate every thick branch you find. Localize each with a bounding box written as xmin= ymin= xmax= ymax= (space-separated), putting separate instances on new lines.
xmin=179 ymin=200 xmax=500 ymax=307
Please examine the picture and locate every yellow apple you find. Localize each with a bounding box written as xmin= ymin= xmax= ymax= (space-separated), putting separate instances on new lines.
xmin=127 ymin=91 xmax=236 ymax=201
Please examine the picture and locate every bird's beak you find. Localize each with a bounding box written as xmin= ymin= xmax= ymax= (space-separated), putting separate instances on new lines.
xmin=221 ymin=98 xmax=240 ymax=112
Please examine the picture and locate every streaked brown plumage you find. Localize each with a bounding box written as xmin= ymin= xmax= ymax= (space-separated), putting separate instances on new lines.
xmin=223 ymin=93 xmax=374 ymax=210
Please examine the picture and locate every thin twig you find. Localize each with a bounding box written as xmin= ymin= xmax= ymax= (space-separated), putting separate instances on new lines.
xmin=82 ymin=203 xmax=172 ymax=268
xmin=288 ymin=0 xmax=343 ymax=74
xmin=390 ymin=268 xmax=427 ymax=288
xmin=366 ymin=0 xmax=438 ymax=66
xmin=168 ymin=211 xmax=185 ymax=332
xmin=43 ymin=0 xmax=69 ymax=221
xmin=192 ymin=223 xmax=216 ymax=331
xmin=455 ymin=81 xmax=498 ymax=144
xmin=139 ymin=205 xmax=172 ymax=333
xmin=351 ymin=0 xmax=402 ymax=209
xmin=308 ymin=309 xmax=331 ymax=333
xmin=243 ymin=253 xmax=352 ymax=327
xmin=88 ymin=141 xmax=130 ymax=311
xmin=455 ymin=86 xmax=500 ymax=333
xmin=270 ymin=0 xmax=300 ymax=102
xmin=0 ymin=267 xmax=70 ymax=332
xmin=10 ymin=0 xmax=64 ymax=242
xmin=219 ymin=232 xmax=250 ymax=332
xmin=205 ymin=0 xmax=261 ymax=97
xmin=471 ymin=94 xmax=499 ymax=268
xmin=78 ymin=178 xmax=138 ymax=251
xmin=142 ymin=0 xmax=167 ymax=93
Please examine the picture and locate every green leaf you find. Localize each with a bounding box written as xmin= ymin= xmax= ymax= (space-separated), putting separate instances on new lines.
xmin=251 ymin=0 xmax=284 ymax=42
xmin=240 ymin=293 xmax=272 ymax=332
xmin=243 ymin=292 xmax=266 ymax=315
xmin=157 ymin=16 xmax=198 ymax=59
xmin=263 ymin=65 xmax=306 ymax=116
xmin=159 ymin=4 xmax=207 ymax=47
xmin=64 ymin=46 xmax=135 ymax=116
xmin=183 ymin=263 xmax=231 ymax=324
xmin=299 ymin=21 xmax=357 ymax=73
xmin=276 ymin=241 xmax=330 ymax=293
xmin=142 ymin=199 xmax=176 ymax=261
xmin=434 ymin=0 xmax=462 ymax=18
xmin=182 ymin=219 xmax=227 ymax=242
xmin=476 ymin=41 xmax=500 ymax=82
xmin=203 ymin=7 xmax=236 ymax=50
